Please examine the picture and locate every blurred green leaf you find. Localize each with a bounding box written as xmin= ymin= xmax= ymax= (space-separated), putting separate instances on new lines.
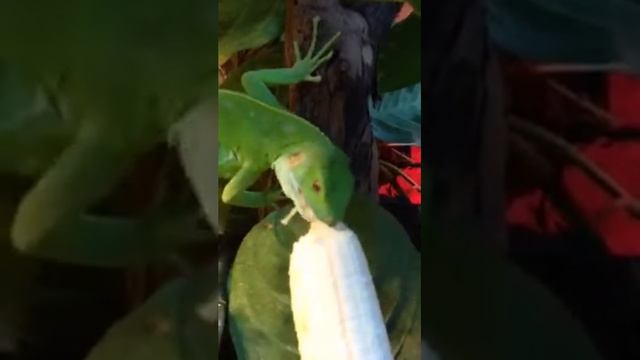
xmin=86 ymin=266 xmax=217 ymax=360
xmin=0 ymin=63 xmax=69 ymax=177
xmin=228 ymin=194 xmax=420 ymax=359
xmin=396 ymin=306 xmax=422 ymax=360
xmin=423 ymin=222 xmax=603 ymax=360
xmin=0 ymin=0 xmax=216 ymax=267
xmin=0 ymin=245 xmax=38 ymax=354
xmin=0 ymin=179 xmax=39 ymax=353
xmin=488 ymin=0 xmax=640 ymax=71
xmin=219 ymin=0 xmax=284 ymax=64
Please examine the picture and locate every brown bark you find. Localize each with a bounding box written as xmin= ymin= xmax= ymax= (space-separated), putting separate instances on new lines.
xmin=284 ymin=0 xmax=380 ymax=199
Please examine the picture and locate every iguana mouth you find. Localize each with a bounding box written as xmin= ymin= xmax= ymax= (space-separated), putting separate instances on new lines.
xmin=281 ymin=194 xmax=318 ymax=226
xmin=295 ymin=194 xmax=318 ymax=223
xmin=273 ymin=155 xmax=318 ymax=224
xmin=284 ymin=176 xmax=318 ymax=224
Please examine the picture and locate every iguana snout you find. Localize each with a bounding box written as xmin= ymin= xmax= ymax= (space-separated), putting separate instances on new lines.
xmin=274 ymin=147 xmax=354 ymax=227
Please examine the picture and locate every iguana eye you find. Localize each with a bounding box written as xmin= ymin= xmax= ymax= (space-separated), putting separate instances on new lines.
xmin=312 ymin=180 xmax=321 ymax=193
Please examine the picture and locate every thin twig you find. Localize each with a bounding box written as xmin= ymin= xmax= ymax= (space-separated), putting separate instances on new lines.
xmin=390 ymin=147 xmax=420 ymax=166
xmin=379 ymin=163 xmax=412 ymax=202
xmin=218 ymin=66 xmax=228 ymax=84
xmin=533 ymin=62 xmax=632 ymax=73
xmin=384 ymin=142 xmax=419 ymax=147
xmin=545 ymin=78 xmax=618 ymax=128
xmin=509 ymin=116 xmax=640 ymax=218
xmin=379 ymin=159 xmax=421 ymax=191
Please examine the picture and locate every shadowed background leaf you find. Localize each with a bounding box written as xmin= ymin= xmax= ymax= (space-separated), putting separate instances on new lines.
xmin=86 ymin=265 xmax=217 ymax=360
xmin=377 ymin=15 xmax=421 ymax=93
xmin=219 ymin=0 xmax=284 ymax=64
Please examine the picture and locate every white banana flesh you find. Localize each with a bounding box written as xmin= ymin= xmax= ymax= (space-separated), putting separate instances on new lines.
xmin=289 ymin=220 xmax=393 ymax=360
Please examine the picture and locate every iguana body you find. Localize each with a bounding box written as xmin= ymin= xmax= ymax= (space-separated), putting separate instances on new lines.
xmin=218 ymin=17 xmax=354 ymax=226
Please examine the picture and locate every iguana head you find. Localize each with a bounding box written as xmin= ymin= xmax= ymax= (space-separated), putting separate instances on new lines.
xmin=273 ymin=144 xmax=354 ymax=226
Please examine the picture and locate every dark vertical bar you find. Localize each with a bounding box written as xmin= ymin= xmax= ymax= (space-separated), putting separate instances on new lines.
xmin=423 ymin=0 xmax=507 ymax=251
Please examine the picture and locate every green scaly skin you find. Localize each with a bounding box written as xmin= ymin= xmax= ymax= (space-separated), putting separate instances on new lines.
xmin=218 ymin=16 xmax=354 ymax=226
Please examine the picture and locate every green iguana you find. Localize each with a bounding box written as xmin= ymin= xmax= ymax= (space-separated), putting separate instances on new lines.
xmin=218 ymin=16 xmax=354 ymax=226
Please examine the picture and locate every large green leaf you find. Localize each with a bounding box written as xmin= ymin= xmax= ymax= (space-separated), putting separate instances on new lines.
xmin=0 ymin=0 xmax=217 ymax=144
xmin=218 ymin=0 xmax=284 ymax=65
xmin=0 ymin=179 xmax=39 ymax=353
xmin=85 ymin=266 xmax=217 ymax=360
xmin=0 ymin=245 xmax=43 ymax=354
xmin=378 ymin=15 xmax=421 ymax=92
xmin=423 ymin=221 xmax=603 ymax=359
xmin=0 ymin=1 xmax=216 ymax=268
xmin=0 ymin=63 xmax=70 ymax=177
xmin=395 ymin=296 xmax=421 ymax=360
xmin=488 ymin=0 xmax=640 ymax=71
xmin=228 ymin=194 xmax=420 ymax=359
xmin=0 ymin=244 xmax=38 ymax=354
xmin=369 ymin=82 xmax=421 ymax=146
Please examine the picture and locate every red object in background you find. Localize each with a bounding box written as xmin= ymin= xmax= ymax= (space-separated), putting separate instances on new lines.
xmin=378 ymin=74 xmax=640 ymax=254
xmin=507 ymin=73 xmax=640 ymax=257
xmin=563 ymin=141 xmax=640 ymax=256
xmin=506 ymin=189 xmax=568 ymax=236
xmin=378 ymin=146 xmax=421 ymax=205
xmin=609 ymin=73 xmax=640 ymax=128
xmin=375 ymin=5 xmax=420 ymax=205
xmin=394 ymin=2 xmax=414 ymax=24
xmin=572 ymin=74 xmax=640 ymax=256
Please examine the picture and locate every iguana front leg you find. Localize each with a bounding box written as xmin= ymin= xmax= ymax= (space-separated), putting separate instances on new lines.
xmin=218 ymin=146 xmax=284 ymax=209
xmin=11 ymin=212 xmax=207 ymax=267
xmin=10 ymin=122 xmax=148 ymax=254
xmin=220 ymin=163 xmax=282 ymax=208
xmin=9 ymin=123 xmax=208 ymax=266
xmin=240 ymin=16 xmax=340 ymax=108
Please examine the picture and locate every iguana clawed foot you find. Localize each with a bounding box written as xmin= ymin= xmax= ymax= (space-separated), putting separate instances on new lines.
xmin=292 ymin=16 xmax=341 ymax=83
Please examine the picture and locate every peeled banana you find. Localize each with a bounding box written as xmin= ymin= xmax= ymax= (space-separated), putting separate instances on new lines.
xmin=289 ymin=220 xmax=393 ymax=360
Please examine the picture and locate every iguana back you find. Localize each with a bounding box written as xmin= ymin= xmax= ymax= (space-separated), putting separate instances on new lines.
xmin=219 ymin=89 xmax=334 ymax=164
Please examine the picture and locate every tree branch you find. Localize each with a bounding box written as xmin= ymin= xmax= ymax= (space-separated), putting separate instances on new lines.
xmin=285 ymin=0 xmax=395 ymax=198
xmin=509 ymin=116 xmax=640 ymax=218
